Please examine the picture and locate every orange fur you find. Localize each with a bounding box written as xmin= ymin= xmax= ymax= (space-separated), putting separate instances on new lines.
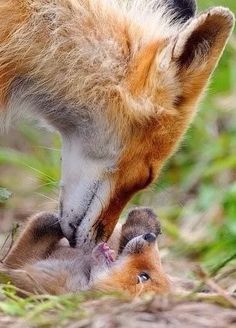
xmin=1 ymin=212 xmax=170 ymax=296
xmin=0 ymin=1 xmax=234 ymax=243
xmin=95 ymin=245 xmax=170 ymax=296
xmin=126 ymin=40 xmax=165 ymax=96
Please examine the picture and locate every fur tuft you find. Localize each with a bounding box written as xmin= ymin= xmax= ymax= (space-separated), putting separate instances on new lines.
xmin=0 ymin=0 xmax=190 ymax=124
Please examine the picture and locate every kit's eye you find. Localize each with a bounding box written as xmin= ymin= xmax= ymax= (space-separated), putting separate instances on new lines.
xmin=137 ymin=272 xmax=150 ymax=284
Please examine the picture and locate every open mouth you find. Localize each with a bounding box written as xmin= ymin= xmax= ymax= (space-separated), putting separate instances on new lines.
xmin=95 ymin=242 xmax=116 ymax=264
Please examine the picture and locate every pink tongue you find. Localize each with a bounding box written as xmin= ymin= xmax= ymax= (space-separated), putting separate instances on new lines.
xmin=101 ymin=243 xmax=115 ymax=262
xmin=107 ymin=251 xmax=115 ymax=262
xmin=102 ymin=243 xmax=110 ymax=251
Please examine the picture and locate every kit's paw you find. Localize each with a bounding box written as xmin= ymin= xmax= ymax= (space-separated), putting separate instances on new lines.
xmin=28 ymin=212 xmax=63 ymax=242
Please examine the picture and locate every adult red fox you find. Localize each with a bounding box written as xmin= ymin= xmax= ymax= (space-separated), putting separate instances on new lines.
xmin=0 ymin=0 xmax=234 ymax=248
xmin=1 ymin=208 xmax=170 ymax=296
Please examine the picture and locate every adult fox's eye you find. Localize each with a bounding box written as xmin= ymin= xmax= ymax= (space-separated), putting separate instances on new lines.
xmin=137 ymin=272 xmax=150 ymax=284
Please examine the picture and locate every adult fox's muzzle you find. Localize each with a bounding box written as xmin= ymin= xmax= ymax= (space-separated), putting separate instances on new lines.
xmin=0 ymin=0 xmax=231 ymax=248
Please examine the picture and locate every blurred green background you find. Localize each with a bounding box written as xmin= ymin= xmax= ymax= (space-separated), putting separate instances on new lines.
xmin=0 ymin=0 xmax=235 ymax=271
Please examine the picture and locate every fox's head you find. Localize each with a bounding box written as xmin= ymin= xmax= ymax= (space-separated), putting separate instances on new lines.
xmin=30 ymin=0 xmax=234 ymax=247
xmin=98 ymin=236 xmax=170 ymax=296
xmin=52 ymin=1 xmax=234 ymax=247
xmin=0 ymin=0 xmax=234 ymax=247
xmin=94 ymin=208 xmax=170 ymax=295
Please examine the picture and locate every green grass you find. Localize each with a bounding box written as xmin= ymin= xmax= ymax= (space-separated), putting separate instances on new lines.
xmin=0 ymin=284 xmax=123 ymax=327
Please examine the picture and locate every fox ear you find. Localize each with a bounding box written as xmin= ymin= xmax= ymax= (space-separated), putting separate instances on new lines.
xmin=171 ymin=7 xmax=234 ymax=107
xmin=164 ymin=0 xmax=197 ymax=23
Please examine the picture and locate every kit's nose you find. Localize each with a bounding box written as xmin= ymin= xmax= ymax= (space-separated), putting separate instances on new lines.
xmin=143 ymin=232 xmax=156 ymax=243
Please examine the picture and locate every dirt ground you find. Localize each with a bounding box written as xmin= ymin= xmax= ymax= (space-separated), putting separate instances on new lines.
xmin=0 ymin=294 xmax=236 ymax=328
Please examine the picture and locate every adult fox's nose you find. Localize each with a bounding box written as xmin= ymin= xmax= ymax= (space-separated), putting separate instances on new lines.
xmin=143 ymin=232 xmax=156 ymax=243
xmin=68 ymin=223 xmax=77 ymax=247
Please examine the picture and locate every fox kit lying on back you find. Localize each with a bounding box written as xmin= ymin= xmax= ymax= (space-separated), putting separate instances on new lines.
xmin=2 ymin=208 xmax=169 ymax=295
xmin=0 ymin=0 xmax=234 ymax=248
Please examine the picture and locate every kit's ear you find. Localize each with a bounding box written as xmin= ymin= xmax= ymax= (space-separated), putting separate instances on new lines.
xmin=172 ymin=7 xmax=234 ymax=108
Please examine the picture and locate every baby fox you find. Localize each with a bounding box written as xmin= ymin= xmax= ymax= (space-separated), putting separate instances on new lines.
xmin=1 ymin=208 xmax=169 ymax=296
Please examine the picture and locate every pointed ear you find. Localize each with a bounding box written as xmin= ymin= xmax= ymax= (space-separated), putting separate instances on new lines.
xmin=172 ymin=7 xmax=234 ymax=107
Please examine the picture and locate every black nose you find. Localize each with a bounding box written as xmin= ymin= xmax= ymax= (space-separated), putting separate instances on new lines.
xmin=143 ymin=233 xmax=156 ymax=243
